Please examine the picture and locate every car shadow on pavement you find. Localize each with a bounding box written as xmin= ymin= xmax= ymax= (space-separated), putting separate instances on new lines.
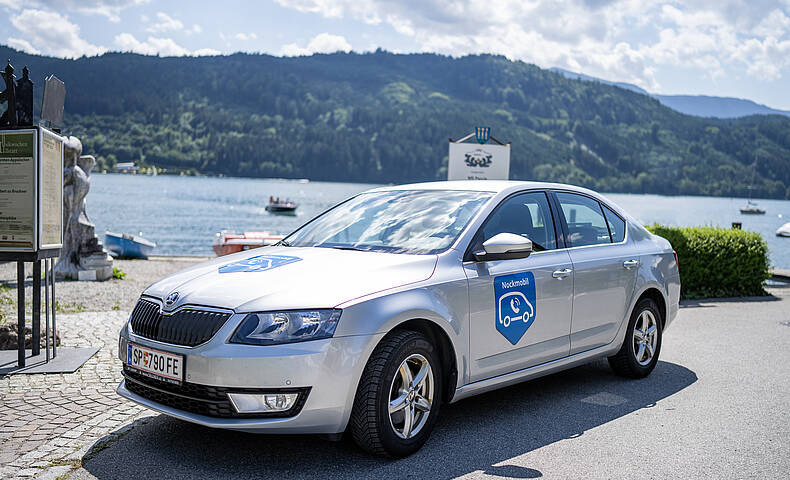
xmin=79 ymin=359 xmax=696 ymax=480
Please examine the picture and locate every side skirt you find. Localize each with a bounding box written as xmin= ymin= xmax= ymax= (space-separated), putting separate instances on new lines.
xmin=451 ymin=342 xmax=620 ymax=403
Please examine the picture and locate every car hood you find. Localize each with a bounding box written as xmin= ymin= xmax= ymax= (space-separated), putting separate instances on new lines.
xmin=143 ymin=246 xmax=438 ymax=312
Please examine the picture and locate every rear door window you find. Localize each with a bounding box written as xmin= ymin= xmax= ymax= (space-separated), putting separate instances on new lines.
xmin=601 ymin=204 xmax=626 ymax=243
xmin=555 ymin=192 xmax=611 ymax=247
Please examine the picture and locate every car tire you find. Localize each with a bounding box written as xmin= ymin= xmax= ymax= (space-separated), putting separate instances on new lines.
xmin=608 ymin=297 xmax=663 ymax=378
xmin=350 ymin=330 xmax=442 ymax=458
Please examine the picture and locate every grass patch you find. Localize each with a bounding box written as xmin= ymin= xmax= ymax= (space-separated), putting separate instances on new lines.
xmin=0 ymin=284 xmax=14 ymax=305
xmin=112 ymin=301 xmax=121 ymax=311
xmin=112 ymin=267 xmax=126 ymax=280
xmin=56 ymin=301 xmax=87 ymax=313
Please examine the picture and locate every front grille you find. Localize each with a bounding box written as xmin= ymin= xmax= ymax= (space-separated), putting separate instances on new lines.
xmin=129 ymin=299 xmax=231 ymax=346
xmin=122 ymin=367 xmax=309 ymax=418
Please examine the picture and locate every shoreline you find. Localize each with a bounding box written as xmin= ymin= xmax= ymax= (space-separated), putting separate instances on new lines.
xmin=0 ymin=257 xmax=211 ymax=322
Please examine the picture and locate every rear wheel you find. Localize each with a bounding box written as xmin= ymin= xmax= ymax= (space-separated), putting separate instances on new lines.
xmin=608 ymin=298 xmax=662 ymax=378
xmin=350 ymin=330 xmax=442 ymax=457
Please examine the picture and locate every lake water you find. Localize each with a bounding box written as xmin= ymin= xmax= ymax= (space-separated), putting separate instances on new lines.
xmin=89 ymin=174 xmax=790 ymax=268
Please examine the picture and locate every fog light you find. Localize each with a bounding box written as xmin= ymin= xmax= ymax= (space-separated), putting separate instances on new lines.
xmin=228 ymin=392 xmax=299 ymax=413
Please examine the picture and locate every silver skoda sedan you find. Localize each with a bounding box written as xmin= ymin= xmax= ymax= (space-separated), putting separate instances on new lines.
xmin=117 ymin=181 xmax=680 ymax=457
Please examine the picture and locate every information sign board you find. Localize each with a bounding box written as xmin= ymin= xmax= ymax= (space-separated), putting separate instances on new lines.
xmin=0 ymin=127 xmax=63 ymax=252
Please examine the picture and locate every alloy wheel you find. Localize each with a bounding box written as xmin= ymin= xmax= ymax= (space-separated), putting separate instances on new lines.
xmin=632 ymin=310 xmax=658 ymax=366
xmin=388 ymin=353 xmax=434 ymax=439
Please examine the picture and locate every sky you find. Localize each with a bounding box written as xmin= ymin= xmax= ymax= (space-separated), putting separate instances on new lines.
xmin=1 ymin=0 xmax=789 ymax=110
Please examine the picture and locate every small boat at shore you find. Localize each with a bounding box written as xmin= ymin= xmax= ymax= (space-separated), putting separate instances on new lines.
xmin=105 ymin=231 xmax=156 ymax=259
xmin=740 ymin=200 xmax=765 ymax=215
xmin=777 ymin=222 xmax=790 ymax=237
xmin=212 ymin=230 xmax=284 ymax=256
xmin=265 ymin=197 xmax=298 ymax=214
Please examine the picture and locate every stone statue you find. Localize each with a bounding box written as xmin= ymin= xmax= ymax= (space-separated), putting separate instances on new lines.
xmin=55 ymin=136 xmax=114 ymax=281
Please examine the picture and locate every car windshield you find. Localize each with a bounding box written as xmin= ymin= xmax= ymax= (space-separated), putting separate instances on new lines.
xmin=283 ymin=190 xmax=492 ymax=254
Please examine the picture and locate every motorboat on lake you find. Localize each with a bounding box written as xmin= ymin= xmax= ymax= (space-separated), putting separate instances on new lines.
xmin=740 ymin=200 xmax=765 ymax=215
xmin=212 ymin=230 xmax=285 ymax=256
xmin=265 ymin=196 xmax=298 ymax=214
xmin=777 ymin=222 xmax=790 ymax=237
xmin=105 ymin=231 xmax=156 ymax=259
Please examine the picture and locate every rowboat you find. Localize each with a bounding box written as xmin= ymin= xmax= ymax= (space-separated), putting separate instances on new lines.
xmin=212 ymin=231 xmax=285 ymax=256
xmin=105 ymin=231 xmax=156 ymax=259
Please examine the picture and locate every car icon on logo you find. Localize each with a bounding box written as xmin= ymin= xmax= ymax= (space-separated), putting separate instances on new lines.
xmin=498 ymin=292 xmax=534 ymax=328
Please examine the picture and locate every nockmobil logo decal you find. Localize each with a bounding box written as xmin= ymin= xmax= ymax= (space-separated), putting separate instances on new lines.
xmin=219 ymin=255 xmax=301 ymax=273
xmin=494 ymin=272 xmax=536 ymax=345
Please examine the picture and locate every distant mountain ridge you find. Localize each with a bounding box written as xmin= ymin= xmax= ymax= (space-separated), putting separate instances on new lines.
xmin=3 ymin=45 xmax=790 ymax=199
xmin=551 ymin=67 xmax=790 ymax=119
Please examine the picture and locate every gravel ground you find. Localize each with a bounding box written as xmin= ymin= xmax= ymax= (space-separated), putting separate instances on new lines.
xmin=0 ymin=257 xmax=209 ymax=324
xmin=64 ymin=286 xmax=790 ymax=480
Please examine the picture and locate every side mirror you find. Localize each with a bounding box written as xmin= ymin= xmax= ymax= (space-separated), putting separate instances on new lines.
xmin=473 ymin=233 xmax=533 ymax=261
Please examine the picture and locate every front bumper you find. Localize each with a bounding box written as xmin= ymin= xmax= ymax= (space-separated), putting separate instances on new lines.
xmin=117 ymin=323 xmax=383 ymax=434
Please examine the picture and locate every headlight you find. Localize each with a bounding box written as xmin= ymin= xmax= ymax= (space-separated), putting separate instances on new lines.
xmin=230 ymin=309 xmax=341 ymax=345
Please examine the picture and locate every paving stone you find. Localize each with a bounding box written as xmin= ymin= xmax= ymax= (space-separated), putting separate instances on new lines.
xmin=0 ymin=311 xmax=151 ymax=479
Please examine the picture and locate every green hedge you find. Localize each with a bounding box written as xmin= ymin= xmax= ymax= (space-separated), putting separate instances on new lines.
xmin=647 ymin=225 xmax=770 ymax=299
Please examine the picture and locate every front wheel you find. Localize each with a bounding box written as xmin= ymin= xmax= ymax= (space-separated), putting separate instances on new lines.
xmin=349 ymin=330 xmax=442 ymax=457
xmin=608 ymin=298 xmax=663 ymax=378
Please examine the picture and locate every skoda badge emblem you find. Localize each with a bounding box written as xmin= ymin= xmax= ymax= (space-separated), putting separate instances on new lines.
xmin=165 ymin=292 xmax=179 ymax=306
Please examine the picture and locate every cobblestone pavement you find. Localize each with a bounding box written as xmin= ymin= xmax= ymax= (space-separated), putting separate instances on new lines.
xmin=0 ymin=310 xmax=152 ymax=479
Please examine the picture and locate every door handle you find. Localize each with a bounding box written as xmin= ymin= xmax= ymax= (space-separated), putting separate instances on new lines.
xmin=623 ymin=259 xmax=639 ymax=269
xmin=552 ymin=268 xmax=573 ymax=279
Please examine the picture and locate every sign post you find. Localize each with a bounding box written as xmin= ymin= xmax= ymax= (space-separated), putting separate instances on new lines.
xmin=448 ymin=128 xmax=511 ymax=181
xmin=0 ymin=126 xmax=63 ymax=367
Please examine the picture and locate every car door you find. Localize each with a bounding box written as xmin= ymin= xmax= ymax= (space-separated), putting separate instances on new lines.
xmin=464 ymin=191 xmax=574 ymax=383
xmin=552 ymin=191 xmax=638 ymax=354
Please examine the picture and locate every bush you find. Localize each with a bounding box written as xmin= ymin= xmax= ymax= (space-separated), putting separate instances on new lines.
xmin=647 ymin=224 xmax=770 ymax=299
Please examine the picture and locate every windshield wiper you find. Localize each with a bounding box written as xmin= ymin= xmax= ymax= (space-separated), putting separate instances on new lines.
xmin=276 ymin=239 xmax=291 ymax=247
xmin=329 ymin=245 xmax=368 ymax=251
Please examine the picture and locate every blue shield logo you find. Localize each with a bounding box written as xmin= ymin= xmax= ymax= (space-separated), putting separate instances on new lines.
xmin=219 ymin=255 xmax=301 ymax=273
xmin=494 ymin=272 xmax=537 ymax=345
xmin=475 ymin=126 xmax=490 ymax=144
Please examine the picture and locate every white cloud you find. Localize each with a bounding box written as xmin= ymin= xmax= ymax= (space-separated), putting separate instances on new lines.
xmin=0 ymin=0 xmax=21 ymax=10
xmin=7 ymin=37 xmax=41 ymax=55
xmin=188 ymin=24 xmax=202 ymax=35
xmin=10 ymin=9 xmax=106 ymax=58
xmin=274 ymin=0 xmax=790 ymax=89
xmin=192 ymin=48 xmax=220 ymax=56
xmin=235 ymin=32 xmax=258 ymax=41
xmin=22 ymin=0 xmax=149 ymax=22
xmin=114 ymin=33 xmax=220 ymax=57
xmin=114 ymin=33 xmax=189 ymax=56
xmin=146 ymin=12 xmax=183 ymax=33
xmin=280 ymin=32 xmax=352 ymax=56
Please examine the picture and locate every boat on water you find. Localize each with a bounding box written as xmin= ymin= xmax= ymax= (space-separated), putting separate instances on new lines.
xmin=777 ymin=222 xmax=790 ymax=237
xmin=740 ymin=200 xmax=766 ymax=215
xmin=105 ymin=231 xmax=156 ymax=259
xmin=212 ymin=230 xmax=284 ymax=256
xmin=265 ymin=196 xmax=298 ymax=214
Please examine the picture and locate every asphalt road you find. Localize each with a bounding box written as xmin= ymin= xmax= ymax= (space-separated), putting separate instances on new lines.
xmin=71 ymin=287 xmax=790 ymax=480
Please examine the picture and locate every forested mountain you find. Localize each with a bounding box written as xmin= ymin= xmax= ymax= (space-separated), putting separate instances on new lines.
xmin=4 ymin=46 xmax=790 ymax=199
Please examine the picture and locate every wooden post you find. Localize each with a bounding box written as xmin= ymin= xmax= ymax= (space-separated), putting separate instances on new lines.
xmin=17 ymin=262 xmax=25 ymax=367
xmin=32 ymin=260 xmax=40 ymax=356
xmin=45 ymin=258 xmax=50 ymax=362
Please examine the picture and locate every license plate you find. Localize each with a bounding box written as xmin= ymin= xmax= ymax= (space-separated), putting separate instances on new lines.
xmin=126 ymin=342 xmax=183 ymax=384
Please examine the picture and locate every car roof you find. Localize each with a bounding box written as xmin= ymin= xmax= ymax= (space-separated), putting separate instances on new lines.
xmin=367 ymin=180 xmax=596 ymax=195
xmin=365 ymin=180 xmax=636 ymax=223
